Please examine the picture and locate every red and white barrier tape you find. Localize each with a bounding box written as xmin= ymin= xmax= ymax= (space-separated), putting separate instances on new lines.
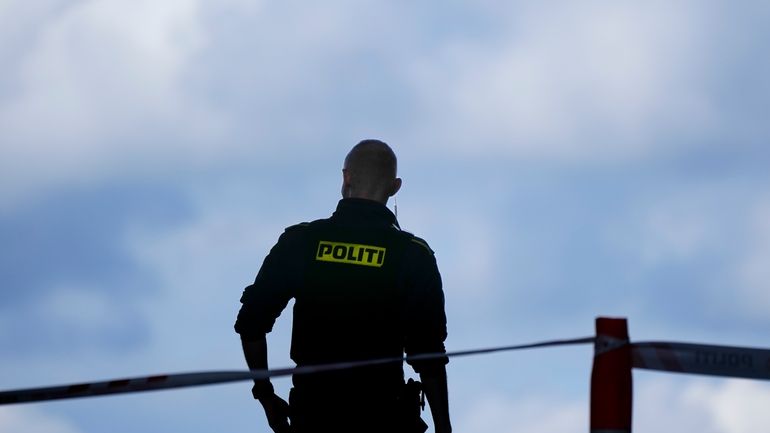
xmin=632 ymin=341 xmax=770 ymax=381
xmin=6 ymin=335 xmax=766 ymax=406
xmin=0 ymin=336 xmax=595 ymax=406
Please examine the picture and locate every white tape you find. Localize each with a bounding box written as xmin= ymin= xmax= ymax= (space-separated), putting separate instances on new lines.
xmin=0 ymin=336 xmax=594 ymax=405
xmin=632 ymin=342 xmax=770 ymax=381
xmin=9 ymin=337 xmax=768 ymax=405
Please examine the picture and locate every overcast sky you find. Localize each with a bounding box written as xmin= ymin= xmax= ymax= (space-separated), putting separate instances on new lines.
xmin=1 ymin=1 xmax=770 ymax=432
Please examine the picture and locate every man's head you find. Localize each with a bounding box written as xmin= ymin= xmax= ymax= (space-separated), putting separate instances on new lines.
xmin=341 ymin=139 xmax=402 ymax=204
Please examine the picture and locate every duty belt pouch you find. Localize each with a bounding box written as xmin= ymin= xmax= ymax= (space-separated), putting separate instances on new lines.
xmin=398 ymin=378 xmax=428 ymax=433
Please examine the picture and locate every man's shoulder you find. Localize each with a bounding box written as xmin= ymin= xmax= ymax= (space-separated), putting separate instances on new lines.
xmin=276 ymin=222 xmax=312 ymax=245
xmin=284 ymin=216 xmax=333 ymax=231
xmin=283 ymin=221 xmax=311 ymax=233
xmin=396 ymin=229 xmax=435 ymax=255
xmin=279 ymin=218 xmax=333 ymax=240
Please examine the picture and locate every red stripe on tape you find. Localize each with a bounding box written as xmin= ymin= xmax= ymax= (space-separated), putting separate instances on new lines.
xmin=108 ymin=380 xmax=130 ymax=388
xmin=655 ymin=344 xmax=683 ymax=372
xmin=147 ymin=375 xmax=168 ymax=384
xmin=67 ymin=384 xmax=90 ymax=394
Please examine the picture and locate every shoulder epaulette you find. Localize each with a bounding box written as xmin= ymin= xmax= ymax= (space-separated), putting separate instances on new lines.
xmin=407 ymin=233 xmax=434 ymax=254
xmin=284 ymin=222 xmax=310 ymax=232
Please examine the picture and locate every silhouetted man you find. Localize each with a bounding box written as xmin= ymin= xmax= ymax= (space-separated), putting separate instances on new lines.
xmin=235 ymin=140 xmax=451 ymax=433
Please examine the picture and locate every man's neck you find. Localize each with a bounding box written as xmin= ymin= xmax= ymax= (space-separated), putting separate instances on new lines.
xmin=343 ymin=193 xmax=388 ymax=205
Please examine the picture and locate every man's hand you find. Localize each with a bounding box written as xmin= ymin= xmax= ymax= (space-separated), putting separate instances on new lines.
xmin=241 ymin=337 xmax=290 ymax=432
xmin=420 ymin=367 xmax=451 ymax=433
xmin=434 ymin=421 xmax=453 ymax=433
xmin=258 ymin=392 xmax=291 ymax=433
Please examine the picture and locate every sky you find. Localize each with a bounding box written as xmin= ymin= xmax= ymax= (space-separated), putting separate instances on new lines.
xmin=1 ymin=0 xmax=769 ymax=432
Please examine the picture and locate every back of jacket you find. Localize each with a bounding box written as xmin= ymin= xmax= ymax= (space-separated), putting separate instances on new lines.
xmin=235 ymin=198 xmax=448 ymax=394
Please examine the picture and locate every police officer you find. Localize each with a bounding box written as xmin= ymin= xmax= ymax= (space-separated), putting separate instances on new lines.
xmin=235 ymin=140 xmax=451 ymax=433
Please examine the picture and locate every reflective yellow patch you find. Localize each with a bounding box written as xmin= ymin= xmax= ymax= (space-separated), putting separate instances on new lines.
xmin=316 ymin=241 xmax=386 ymax=267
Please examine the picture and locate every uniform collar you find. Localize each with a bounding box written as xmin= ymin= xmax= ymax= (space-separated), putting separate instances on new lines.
xmin=333 ymin=198 xmax=400 ymax=229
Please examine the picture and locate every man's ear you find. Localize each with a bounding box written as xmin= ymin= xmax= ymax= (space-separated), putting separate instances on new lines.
xmin=341 ymin=169 xmax=353 ymax=197
xmin=390 ymin=178 xmax=402 ymax=197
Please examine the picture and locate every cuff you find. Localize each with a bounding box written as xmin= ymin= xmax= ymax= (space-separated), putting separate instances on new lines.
xmin=251 ymin=380 xmax=275 ymax=400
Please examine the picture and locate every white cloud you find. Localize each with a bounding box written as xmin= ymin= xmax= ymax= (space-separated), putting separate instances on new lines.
xmin=38 ymin=285 xmax=122 ymax=330
xmin=454 ymin=376 xmax=770 ymax=433
xmin=603 ymin=188 xmax=770 ymax=319
xmin=0 ymin=0 xmax=409 ymax=208
xmin=0 ymin=0 xmax=745 ymax=210
xmin=121 ymin=186 xmax=298 ymax=369
xmin=0 ymin=0 xmax=224 ymax=207
xmin=406 ymin=204 xmax=498 ymax=301
xmin=394 ymin=191 xmax=519 ymax=326
xmin=733 ymin=199 xmax=770 ymax=317
xmin=0 ymin=407 xmax=82 ymax=433
xmin=701 ymin=380 xmax=770 ymax=433
xmin=406 ymin=0 xmax=716 ymax=162
xmin=604 ymin=192 xmax=718 ymax=266
xmin=635 ymin=375 xmax=770 ymax=433
xmin=634 ymin=376 xmax=719 ymax=433
xmin=457 ymin=392 xmax=585 ymax=433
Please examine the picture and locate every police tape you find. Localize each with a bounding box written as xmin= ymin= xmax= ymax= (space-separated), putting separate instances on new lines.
xmin=0 ymin=336 xmax=596 ymax=406
xmin=631 ymin=341 xmax=770 ymax=381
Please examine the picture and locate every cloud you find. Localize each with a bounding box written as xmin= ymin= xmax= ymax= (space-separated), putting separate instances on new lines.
xmin=732 ymin=199 xmax=770 ymax=318
xmin=598 ymin=179 xmax=770 ymax=330
xmin=121 ymin=184 xmax=302 ymax=369
xmin=454 ymin=376 xmax=770 ymax=433
xmin=3 ymin=0 xmax=767 ymax=211
xmin=0 ymin=182 xmax=188 ymax=356
xmin=634 ymin=375 xmax=720 ymax=433
xmin=0 ymin=0 xmax=417 ymax=208
xmin=457 ymin=392 xmax=585 ymax=433
xmin=0 ymin=407 xmax=82 ymax=433
xmin=0 ymin=0 xmax=224 ymax=207
xmin=604 ymin=189 xmax=720 ymax=266
xmin=405 ymin=0 xmax=718 ymax=161
xmin=699 ymin=380 xmax=770 ymax=433
xmin=634 ymin=375 xmax=770 ymax=433
xmin=38 ymin=284 xmax=127 ymax=330
xmin=401 ymin=197 xmax=500 ymax=302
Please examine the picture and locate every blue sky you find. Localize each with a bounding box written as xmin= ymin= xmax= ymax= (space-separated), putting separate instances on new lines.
xmin=1 ymin=1 xmax=770 ymax=432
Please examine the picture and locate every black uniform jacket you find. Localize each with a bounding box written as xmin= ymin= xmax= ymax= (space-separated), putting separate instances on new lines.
xmin=235 ymin=198 xmax=448 ymax=393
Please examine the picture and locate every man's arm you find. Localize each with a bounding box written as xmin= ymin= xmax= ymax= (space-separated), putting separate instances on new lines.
xmin=235 ymin=229 xmax=301 ymax=433
xmin=241 ymin=335 xmax=273 ymax=397
xmin=241 ymin=335 xmax=290 ymax=433
xmin=420 ymin=366 xmax=452 ymax=433
xmin=403 ymin=239 xmax=451 ymax=433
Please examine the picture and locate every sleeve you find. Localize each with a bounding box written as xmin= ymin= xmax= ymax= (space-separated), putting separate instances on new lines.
xmin=234 ymin=230 xmax=299 ymax=338
xmin=403 ymin=240 xmax=449 ymax=374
